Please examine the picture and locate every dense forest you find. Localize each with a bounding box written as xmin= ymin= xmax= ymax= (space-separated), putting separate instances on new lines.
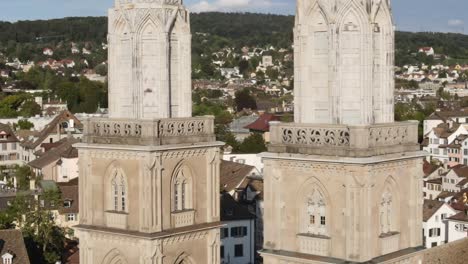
xmin=1 ymin=13 xmax=468 ymax=66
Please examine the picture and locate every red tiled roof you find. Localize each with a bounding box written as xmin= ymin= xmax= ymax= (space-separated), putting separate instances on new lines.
xmin=423 ymin=160 xmax=440 ymax=177
xmin=244 ymin=113 xmax=279 ymax=132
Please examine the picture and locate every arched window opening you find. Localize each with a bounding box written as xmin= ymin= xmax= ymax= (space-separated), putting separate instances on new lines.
xmin=305 ymin=189 xmax=327 ymax=236
xmin=110 ymin=170 xmax=127 ymax=212
xmin=172 ymin=165 xmax=193 ymax=212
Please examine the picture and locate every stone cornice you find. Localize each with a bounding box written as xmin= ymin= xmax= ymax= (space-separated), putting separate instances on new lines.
xmin=261 ymin=151 xmax=428 ymax=165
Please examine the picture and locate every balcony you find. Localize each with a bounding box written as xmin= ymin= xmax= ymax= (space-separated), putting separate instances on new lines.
xmin=82 ymin=116 xmax=215 ymax=146
xmin=105 ymin=211 xmax=128 ymax=230
xmin=269 ymin=121 xmax=420 ymax=157
xmin=379 ymin=232 xmax=400 ymax=255
xmin=297 ymin=233 xmax=331 ymax=257
xmin=171 ymin=210 xmax=195 ymax=228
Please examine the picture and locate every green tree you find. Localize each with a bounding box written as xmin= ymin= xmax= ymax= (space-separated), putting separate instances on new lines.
xmin=94 ymin=63 xmax=108 ymax=76
xmin=16 ymin=119 xmax=35 ymax=130
xmin=15 ymin=165 xmax=33 ymax=191
xmin=238 ymin=133 xmax=267 ymax=153
xmin=234 ymin=88 xmax=257 ymax=111
xmin=19 ymin=101 xmax=41 ymax=117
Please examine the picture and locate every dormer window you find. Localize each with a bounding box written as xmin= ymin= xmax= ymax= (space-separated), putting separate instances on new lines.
xmin=2 ymin=252 xmax=13 ymax=264
xmin=63 ymin=200 xmax=72 ymax=208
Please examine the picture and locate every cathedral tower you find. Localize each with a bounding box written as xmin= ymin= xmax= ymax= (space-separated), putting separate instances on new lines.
xmin=108 ymin=0 xmax=192 ymax=120
xmin=260 ymin=0 xmax=425 ymax=263
xmin=76 ymin=1 xmax=223 ymax=263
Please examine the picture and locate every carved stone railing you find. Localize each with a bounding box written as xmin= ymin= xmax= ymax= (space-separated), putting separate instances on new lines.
xmin=105 ymin=211 xmax=128 ymax=230
xmin=379 ymin=232 xmax=400 ymax=256
xmin=297 ymin=233 xmax=331 ymax=257
xmin=171 ymin=210 xmax=195 ymax=228
xmin=269 ymin=121 xmax=420 ymax=157
xmin=83 ymin=116 xmax=215 ymax=146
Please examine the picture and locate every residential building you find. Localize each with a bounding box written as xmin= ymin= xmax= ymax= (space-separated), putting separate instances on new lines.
xmin=441 ymin=165 xmax=468 ymax=192
xmin=419 ymin=47 xmax=435 ymax=56
xmin=423 ymin=123 xmax=468 ymax=163
xmin=422 ymin=200 xmax=457 ymax=248
xmin=0 ymin=123 xmax=22 ymax=169
xmin=220 ymin=160 xmax=260 ymax=196
xmin=223 ymin=154 xmax=264 ymax=174
xmin=28 ymin=138 xmax=79 ymax=183
xmin=424 ymin=178 xmax=443 ymax=200
xmin=244 ymin=113 xmax=279 ymax=143
xmin=21 ymin=110 xmax=82 ymax=163
xmin=56 ymin=178 xmax=79 ymax=231
xmin=220 ymin=192 xmax=255 ymax=264
xmin=423 ymin=108 xmax=468 ymax=135
xmin=447 ymin=135 xmax=467 ymax=167
xmin=229 ymin=115 xmax=259 ymax=141
xmin=0 ymin=229 xmax=31 ymax=264
xmin=43 ymin=48 xmax=54 ymax=56
xmin=447 ymin=210 xmax=468 ymax=243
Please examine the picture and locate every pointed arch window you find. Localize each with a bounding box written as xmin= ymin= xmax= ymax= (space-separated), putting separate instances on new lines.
xmin=110 ymin=170 xmax=127 ymax=212
xmin=305 ymin=189 xmax=328 ymax=236
xmin=172 ymin=166 xmax=193 ymax=212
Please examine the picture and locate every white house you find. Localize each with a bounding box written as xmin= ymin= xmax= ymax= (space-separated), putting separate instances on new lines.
xmin=223 ymin=154 xmax=264 ymax=174
xmin=442 ymin=165 xmax=468 ymax=192
xmin=220 ymin=193 xmax=256 ymax=264
xmin=423 ymin=108 xmax=468 ymax=136
xmin=424 ymin=178 xmax=443 ymax=200
xmin=43 ymin=48 xmax=54 ymax=56
xmin=419 ymin=47 xmax=435 ymax=56
xmin=0 ymin=123 xmax=23 ymax=169
xmin=423 ymin=123 xmax=468 ymax=163
xmin=447 ymin=210 xmax=468 ymax=243
xmin=422 ymin=200 xmax=457 ymax=248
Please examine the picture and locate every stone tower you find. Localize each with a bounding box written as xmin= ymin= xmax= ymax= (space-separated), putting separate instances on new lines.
xmin=260 ymin=0 xmax=425 ymax=263
xmin=108 ymin=0 xmax=192 ymax=119
xmin=76 ymin=1 xmax=223 ymax=263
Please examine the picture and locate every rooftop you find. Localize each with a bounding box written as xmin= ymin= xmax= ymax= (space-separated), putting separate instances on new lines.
xmin=0 ymin=229 xmax=30 ymax=264
xmin=423 ymin=199 xmax=445 ymax=222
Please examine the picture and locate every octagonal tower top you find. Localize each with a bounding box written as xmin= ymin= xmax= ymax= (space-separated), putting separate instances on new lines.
xmin=294 ymin=0 xmax=395 ymax=125
xmin=114 ymin=0 xmax=183 ymax=8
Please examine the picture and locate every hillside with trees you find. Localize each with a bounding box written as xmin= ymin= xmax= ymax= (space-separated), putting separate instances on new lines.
xmin=1 ymin=13 xmax=468 ymax=66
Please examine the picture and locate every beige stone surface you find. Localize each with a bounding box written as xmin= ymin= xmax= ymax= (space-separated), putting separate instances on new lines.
xmin=78 ymin=1 xmax=222 ymax=263
xmin=294 ymin=0 xmax=395 ymax=125
xmin=261 ymin=154 xmax=424 ymax=263
xmin=108 ymin=0 xmax=192 ymax=120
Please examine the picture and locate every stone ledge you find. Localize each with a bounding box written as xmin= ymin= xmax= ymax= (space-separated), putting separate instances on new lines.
xmin=75 ymin=221 xmax=223 ymax=240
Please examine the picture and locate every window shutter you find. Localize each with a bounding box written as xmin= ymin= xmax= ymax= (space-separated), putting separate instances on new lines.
xmin=243 ymin=226 xmax=247 ymax=236
xmin=429 ymin=229 xmax=433 ymax=237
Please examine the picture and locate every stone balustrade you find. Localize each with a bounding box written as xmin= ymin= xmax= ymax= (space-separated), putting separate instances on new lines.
xmin=171 ymin=210 xmax=195 ymax=228
xmin=269 ymin=121 xmax=420 ymax=157
xmin=83 ymin=116 xmax=215 ymax=146
xmin=297 ymin=233 xmax=331 ymax=257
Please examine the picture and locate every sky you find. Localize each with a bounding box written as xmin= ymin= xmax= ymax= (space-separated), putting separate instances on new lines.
xmin=1 ymin=0 xmax=467 ymax=33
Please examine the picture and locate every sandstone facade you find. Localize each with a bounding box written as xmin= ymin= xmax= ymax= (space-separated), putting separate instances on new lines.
xmin=77 ymin=1 xmax=222 ymax=263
